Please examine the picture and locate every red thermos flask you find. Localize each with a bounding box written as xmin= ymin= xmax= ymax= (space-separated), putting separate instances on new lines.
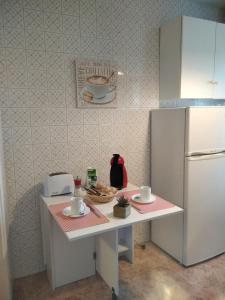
xmin=110 ymin=154 xmax=128 ymax=189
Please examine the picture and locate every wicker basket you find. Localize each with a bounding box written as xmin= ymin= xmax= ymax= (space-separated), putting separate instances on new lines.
xmin=84 ymin=183 xmax=118 ymax=203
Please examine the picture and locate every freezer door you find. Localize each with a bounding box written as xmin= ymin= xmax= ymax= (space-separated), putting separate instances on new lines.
xmin=186 ymin=107 xmax=225 ymax=155
xmin=184 ymin=153 xmax=225 ymax=266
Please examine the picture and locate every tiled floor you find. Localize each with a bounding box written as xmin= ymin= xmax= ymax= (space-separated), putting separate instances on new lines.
xmin=13 ymin=242 xmax=225 ymax=300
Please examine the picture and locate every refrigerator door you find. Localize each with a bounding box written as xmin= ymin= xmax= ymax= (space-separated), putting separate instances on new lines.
xmin=184 ymin=153 xmax=225 ymax=266
xmin=186 ymin=107 xmax=225 ymax=155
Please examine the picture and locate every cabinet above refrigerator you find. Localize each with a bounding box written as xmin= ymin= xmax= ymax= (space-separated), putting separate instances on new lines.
xmin=160 ymin=16 xmax=225 ymax=100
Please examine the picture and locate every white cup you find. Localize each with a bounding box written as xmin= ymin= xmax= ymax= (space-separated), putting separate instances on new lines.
xmin=86 ymin=75 xmax=115 ymax=99
xmin=140 ymin=186 xmax=151 ymax=202
xmin=70 ymin=197 xmax=85 ymax=215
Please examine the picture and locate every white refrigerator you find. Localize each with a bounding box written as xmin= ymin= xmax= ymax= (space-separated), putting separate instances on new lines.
xmin=151 ymin=107 xmax=225 ymax=266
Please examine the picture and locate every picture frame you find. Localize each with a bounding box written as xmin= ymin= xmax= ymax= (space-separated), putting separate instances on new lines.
xmin=76 ymin=59 xmax=118 ymax=108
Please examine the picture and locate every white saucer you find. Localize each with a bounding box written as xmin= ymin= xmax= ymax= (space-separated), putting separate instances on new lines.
xmin=80 ymin=86 xmax=116 ymax=104
xmin=131 ymin=194 xmax=156 ymax=204
xmin=62 ymin=206 xmax=90 ymax=218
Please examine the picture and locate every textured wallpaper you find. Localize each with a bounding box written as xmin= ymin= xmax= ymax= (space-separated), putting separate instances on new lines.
xmin=0 ymin=0 xmax=223 ymax=278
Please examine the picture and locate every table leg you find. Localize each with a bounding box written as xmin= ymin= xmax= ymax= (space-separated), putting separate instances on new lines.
xmin=118 ymin=225 xmax=134 ymax=263
xmin=96 ymin=230 xmax=119 ymax=296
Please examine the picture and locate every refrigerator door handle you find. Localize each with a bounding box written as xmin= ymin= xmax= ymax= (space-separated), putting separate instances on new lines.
xmin=187 ymin=152 xmax=225 ymax=161
xmin=186 ymin=149 xmax=225 ymax=157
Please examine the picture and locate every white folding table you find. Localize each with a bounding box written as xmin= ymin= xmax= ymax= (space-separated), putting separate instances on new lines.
xmin=40 ymin=183 xmax=183 ymax=296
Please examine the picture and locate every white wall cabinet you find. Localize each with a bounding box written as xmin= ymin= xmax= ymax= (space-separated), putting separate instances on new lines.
xmin=160 ymin=16 xmax=225 ymax=100
xmin=214 ymin=23 xmax=225 ymax=99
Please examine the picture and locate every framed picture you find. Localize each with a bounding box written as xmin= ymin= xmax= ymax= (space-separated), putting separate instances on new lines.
xmin=76 ymin=59 xmax=118 ymax=108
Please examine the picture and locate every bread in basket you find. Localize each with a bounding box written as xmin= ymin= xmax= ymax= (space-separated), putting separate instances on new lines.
xmin=84 ymin=182 xmax=118 ymax=203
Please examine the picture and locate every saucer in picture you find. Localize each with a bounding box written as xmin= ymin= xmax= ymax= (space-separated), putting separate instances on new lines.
xmin=62 ymin=206 xmax=90 ymax=218
xmin=80 ymin=86 xmax=116 ymax=104
xmin=131 ymin=194 xmax=156 ymax=204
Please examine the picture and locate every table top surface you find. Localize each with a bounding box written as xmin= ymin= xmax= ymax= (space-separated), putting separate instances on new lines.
xmin=41 ymin=183 xmax=183 ymax=241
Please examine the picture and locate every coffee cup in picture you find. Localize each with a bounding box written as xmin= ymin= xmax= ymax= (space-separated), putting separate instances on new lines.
xmin=85 ymin=75 xmax=115 ymax=99
xmin=70 ymin=197 xmax=85 ymax=215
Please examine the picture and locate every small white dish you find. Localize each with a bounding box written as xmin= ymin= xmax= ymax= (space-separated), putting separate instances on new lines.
xmin=131 ymin=194 xmax=156 ymax=204
xmin=80 ymin=86 xmax=116 ymax=104
xmin=62 ymin=206 xmax=90 ymax=218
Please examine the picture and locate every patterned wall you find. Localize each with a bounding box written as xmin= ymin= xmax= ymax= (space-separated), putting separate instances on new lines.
xmin=0 ymin=0 xmax=223 ymax=278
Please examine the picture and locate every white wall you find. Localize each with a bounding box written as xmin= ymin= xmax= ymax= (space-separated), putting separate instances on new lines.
xmin=0 ymin=0 xmax=223 ymax=278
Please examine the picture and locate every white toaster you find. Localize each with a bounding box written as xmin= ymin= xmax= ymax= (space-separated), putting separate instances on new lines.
xmin=43 ymin=173 xmax=74 ymax=197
